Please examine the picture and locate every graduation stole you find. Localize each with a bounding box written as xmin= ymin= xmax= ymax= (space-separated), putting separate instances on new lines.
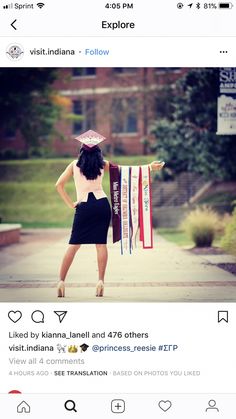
xmin=109 ymin=164 xmax=153 ymax=254
xmin=109 ymin=163 xmax=121 ymax=243
xmin=139 ymin=165 xmax=153 ymax=249
xmin=120 ymin=166 xmax=131 ymax=254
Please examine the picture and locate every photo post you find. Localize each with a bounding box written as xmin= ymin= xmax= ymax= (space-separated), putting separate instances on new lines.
xmin=0 ymin=2 xmax=236 ymax=417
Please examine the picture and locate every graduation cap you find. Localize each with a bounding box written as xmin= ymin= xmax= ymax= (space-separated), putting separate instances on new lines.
xmin=75 ymin=130 xmax=106 ymax=151
xmin=80 ymin=343 xmax=89 ymax=353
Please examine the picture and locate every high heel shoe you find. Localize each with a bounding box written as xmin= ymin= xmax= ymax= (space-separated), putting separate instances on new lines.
xmin=57 ymin=280 xmax=65 ymax=298
xmin=96 ymin=280 xmax=104 ymax=297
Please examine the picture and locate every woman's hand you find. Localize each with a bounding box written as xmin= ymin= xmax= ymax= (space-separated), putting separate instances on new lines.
xmin=150 ymin=161 xmax=165 ymax=171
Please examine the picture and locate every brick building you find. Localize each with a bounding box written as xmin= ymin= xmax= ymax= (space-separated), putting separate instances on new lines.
xmin=0 ymin=67 xmax=188 ymax=156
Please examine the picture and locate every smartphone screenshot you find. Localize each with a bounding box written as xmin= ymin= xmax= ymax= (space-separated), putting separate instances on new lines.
xmin=0 ymin=1 xmax=236 ymax=417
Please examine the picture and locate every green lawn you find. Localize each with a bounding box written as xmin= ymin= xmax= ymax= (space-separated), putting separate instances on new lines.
xmin=0 ymin=156 xmax=154 ymax=227
xmin=158 ymin=229 xmax=192 ymax=246
xmin=158 ymin=228 xmax=223 ymax=248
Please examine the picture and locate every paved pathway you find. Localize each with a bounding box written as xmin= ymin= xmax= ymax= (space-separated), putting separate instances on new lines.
xmin=0 ymin=229 xmax=235 ymax=302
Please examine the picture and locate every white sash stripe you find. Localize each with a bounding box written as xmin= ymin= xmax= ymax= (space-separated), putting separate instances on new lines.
xmin=140 ymin=165 xmax=153 ymax=249
xmin=130 ymin=166 xmax=140 ymax=249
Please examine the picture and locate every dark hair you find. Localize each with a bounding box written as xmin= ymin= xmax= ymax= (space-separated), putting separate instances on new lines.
xmin=76 ymin=146 xmax=105 ymax=180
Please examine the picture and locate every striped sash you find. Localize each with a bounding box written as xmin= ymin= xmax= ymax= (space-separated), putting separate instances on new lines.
xmin=130 ymin=166 xmax=140 ymax=248
xmin=139 ymin=165 xmax=153 ymax=249
xmin=110 ymin=164 xmax=153 ymax=253
xmin=120 ymin=166 xmax=131 ymax=255
xmin=109 ymin=163 xmax=121 ymax=243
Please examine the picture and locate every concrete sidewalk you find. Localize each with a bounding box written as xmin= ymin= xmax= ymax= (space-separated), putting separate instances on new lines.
xmin=0 ymin=229 xmax=235 ymax=302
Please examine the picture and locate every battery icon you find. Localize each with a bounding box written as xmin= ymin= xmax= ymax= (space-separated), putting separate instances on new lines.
xmin=219 ymin=2 xmax=233 ymax=8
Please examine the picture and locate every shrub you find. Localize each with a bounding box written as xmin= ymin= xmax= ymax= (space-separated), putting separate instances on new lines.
xmin=215 ymin=213 xmax=232 ymax=235
xmin=221 ymin=208 xmax=236 ymax=256
xmin=0 ymin=149 xmax=27 ymax=160
xmin=181 ymin=206 xmax=219 ymax=247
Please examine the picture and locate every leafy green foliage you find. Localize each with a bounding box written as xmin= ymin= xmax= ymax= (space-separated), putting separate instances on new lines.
xmin=0 ymin=69 xmax=61 ymax=155
xmin=221 ymin=208 xmax=236 ymax=255
xmin=151 ymin=68 xmax=236 ymax=180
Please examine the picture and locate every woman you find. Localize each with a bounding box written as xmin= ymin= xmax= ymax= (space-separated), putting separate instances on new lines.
xmin=55 ymin=130 xmax=164 ymax=298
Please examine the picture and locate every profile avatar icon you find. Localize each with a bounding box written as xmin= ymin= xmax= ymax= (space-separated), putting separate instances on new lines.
xmin=6 ymin=44 xmax=24 ymax=60
xmin=206 ymin=399 xmax=219 ymax=412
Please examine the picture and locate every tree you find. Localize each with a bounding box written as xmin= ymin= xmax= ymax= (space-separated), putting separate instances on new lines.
xmin=151 ymin=68 xmax=236 ymax=180
xmin=0 ymin=68 xmax=69 ymax=156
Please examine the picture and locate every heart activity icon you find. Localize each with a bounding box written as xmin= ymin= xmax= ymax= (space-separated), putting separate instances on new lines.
xmin=8 ymin=311 xmax=22 ymax=323
xmin=158 ymin=400 xmax=172 ymax=412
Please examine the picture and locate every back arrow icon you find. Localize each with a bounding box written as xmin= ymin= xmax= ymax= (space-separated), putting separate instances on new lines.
xmin=11 ymin=19 xmax=17 ymax=30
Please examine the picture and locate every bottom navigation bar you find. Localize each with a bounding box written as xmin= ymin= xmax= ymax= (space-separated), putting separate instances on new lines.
xmin=1 ymin=393 xmax=236 ymax=418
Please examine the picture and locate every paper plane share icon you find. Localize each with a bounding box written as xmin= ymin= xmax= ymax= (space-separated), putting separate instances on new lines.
xmin=54 ymin=311 xmax=67 ymax=323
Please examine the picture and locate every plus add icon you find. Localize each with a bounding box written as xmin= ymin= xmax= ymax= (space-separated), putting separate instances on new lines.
xmin=111 ymin=399 xmax=125 ymax=413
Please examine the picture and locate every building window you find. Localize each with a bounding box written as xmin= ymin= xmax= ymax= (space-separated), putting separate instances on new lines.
xmin=155 ymin=67 xmax=181 ymax=74
xmin=72 ymin=68 xmax=96 ymax=77
xmin=112 ymin=98 xmax=138 ymax=133
xmin=113 ymin=68 xmax=138 ymax=75
xmin=73 ymin=100 xmax=96 ymax=134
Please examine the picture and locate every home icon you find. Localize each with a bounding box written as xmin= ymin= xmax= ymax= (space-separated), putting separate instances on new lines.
xmin=17 ymin=401 xmax=31 ymax=413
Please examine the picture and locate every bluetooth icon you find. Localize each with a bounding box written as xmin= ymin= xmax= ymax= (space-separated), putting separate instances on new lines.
xmin=196 ymin=2 xmax=201 ymax=8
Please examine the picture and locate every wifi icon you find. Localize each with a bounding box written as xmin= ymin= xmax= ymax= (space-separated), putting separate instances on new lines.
xmin=37 ymin=2 xmax=45 ymax=8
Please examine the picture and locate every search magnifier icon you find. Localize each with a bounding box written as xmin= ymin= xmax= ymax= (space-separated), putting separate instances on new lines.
xmin=65 ymin=400 xmax=77 ymax=412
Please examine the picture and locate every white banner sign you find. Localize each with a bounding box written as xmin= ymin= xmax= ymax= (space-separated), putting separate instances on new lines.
xmin=217 ymin=95 xmax=236 ymax=135
xmin=219 ymin=67 xmax=236 ymax=95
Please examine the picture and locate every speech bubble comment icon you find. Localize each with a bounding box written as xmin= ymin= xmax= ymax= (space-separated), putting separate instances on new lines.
xmin=8 ymin=311 xmax=22 ymax=323
xmin=31 ymin=310 xmax=44 ymax=323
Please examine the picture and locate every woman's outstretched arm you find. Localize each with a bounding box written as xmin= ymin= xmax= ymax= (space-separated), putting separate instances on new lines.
xmin=55 ymin=161 xmax=76 ymax=209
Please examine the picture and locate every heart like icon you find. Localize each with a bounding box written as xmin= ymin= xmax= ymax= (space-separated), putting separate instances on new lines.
xmin=158 ymin=400 xmax=172 ymax=412
xmin=8 ymin=311 xmax=22 ymax=323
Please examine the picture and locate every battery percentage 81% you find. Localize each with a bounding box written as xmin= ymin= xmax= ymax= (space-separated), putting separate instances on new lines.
xmin=204 ymin=3 xmax=218 ymax=8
